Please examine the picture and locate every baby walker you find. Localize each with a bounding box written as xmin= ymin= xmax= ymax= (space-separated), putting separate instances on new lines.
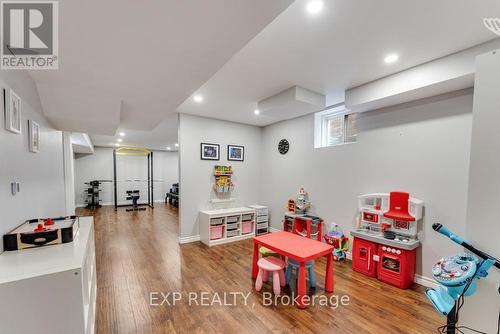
xmin=324 ymin=223 xmax=350 ymax=262
xmin=425 ymin=223 xmax=500 ymax=334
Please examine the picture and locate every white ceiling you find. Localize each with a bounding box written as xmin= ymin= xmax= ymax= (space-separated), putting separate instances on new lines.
xmin=177 ymin=0 xmax=500 ymax=126
xmin=91 ymin=113 xmax=179 ymax=151
xmin=28 ymin=0 xmax=293 ymax=142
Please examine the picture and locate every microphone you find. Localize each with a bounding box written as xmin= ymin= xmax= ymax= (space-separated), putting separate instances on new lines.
xmin=432 ymin=223 xmax=464 ymax=245
xmin=433 ymin=222 xmax=500 ymax=269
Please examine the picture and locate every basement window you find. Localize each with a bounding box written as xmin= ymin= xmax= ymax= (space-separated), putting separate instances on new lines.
xmin=314 ymin=105 xmax=357 ymax=148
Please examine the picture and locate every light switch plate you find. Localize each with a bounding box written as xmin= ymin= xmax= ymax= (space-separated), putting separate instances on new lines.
xmin=11 ymin=182 xmax=20 ymax=195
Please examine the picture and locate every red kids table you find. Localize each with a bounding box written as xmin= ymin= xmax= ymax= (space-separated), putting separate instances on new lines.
xmin=252 ymin=231 xmax=334 ymax=309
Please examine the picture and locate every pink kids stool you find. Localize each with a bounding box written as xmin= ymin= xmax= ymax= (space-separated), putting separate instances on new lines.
xmin=255 ymin=256 xmax=286 ymax=295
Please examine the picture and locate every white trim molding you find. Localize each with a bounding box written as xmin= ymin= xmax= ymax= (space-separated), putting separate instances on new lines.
xmin=178 ymin=235 xmax=200 ymax=244
xmin=413 ymin=274 xmax=440 ymax=289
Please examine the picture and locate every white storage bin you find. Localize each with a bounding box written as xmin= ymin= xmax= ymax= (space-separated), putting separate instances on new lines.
xmin=226 ymin=229 xmax=240 ymax=238
xmin=210 ymin=217 xmax=224 ymax=225
xmin=256 ymin=208 xmax=268 ymax=216
xmin=226 ymin=222 xmax=240 ymax=230
xmin=256 ymin=215 xmax=268 ymax=223
xmin=242 ymin=214 xmax=254 ymax=221
xmin=257 ymin=222 xmax=268 ymax=229
xmin=226 ymin=216 xmax=239 ymax=223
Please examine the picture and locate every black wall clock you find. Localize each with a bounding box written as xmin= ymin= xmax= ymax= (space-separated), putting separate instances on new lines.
xmin=278 ymin=139 xmax=289 ymax=155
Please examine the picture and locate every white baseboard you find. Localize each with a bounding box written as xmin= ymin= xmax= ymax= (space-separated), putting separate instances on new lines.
xmin=178 ymin=235 xmax=200 ymax=244
xmin=269 ymin=227 xmax=281 ymax=233
xmin=414 ymin=274 xmax=440 ymax=289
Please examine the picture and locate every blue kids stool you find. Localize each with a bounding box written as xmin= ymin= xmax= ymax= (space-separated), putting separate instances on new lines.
xmin=285 ymin=258 xmax=316 ymax=289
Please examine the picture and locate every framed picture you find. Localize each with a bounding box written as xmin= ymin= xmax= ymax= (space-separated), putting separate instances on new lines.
xmin=227 ymin=145 xmax=244 ymax=161
xmin=200 ymin=143 xmax=220 ymax=160
xmin=4 ymin=89 xmax=22 ymax=134
xmin=28 ymin=120 xmax=40 ymax=153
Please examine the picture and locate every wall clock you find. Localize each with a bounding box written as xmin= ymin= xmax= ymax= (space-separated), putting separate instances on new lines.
xmin=278 ymin=139 xmax=289 ymax=155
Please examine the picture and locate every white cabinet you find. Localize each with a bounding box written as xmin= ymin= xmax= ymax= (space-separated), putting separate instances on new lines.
xmin=0 ymin=217 xmax=96 ymax=334
xmin=199 ymin=207 xmax=255 ymax=246
xmin=248 ymin=205 xmax=269 ymax=235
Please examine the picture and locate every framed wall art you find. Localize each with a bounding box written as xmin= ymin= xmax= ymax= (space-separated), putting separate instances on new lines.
xmin=4 ymin=89 xmax=22 ymax=134
xmin=28 ymin=120 xmax=40 ymax=153
xmin=201 ymin=143 xmax=220 ymax=160
xmin=227 ymin=145 xmax=244 ymax=161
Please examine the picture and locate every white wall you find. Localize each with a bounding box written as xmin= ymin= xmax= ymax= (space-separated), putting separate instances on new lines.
xmin=74 ymin=147 xmax=178 ymax=206
xmin=179 ymin=114 xmax=262 ymax=239
xmin=461 ymin=50 xmax=500 ymax=333
xmin=62 ymin=132 xmax=76 ymax=215
xmin=0 ymin=71 xmax=66 ymax=251
xmin=260 ymin=89 xmax=473 ymax=279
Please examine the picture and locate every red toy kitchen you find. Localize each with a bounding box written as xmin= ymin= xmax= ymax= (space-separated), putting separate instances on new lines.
xmin=350 ymin=192 xmax=424 ymax=289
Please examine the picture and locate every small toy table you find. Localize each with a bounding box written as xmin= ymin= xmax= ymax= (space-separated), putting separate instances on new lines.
xmin=252 ymin=231 xmax=334 ymax=309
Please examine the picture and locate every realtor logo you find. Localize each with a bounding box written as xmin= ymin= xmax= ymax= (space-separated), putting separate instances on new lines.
xmin=1 ymin=1 xmax=58 ymax=69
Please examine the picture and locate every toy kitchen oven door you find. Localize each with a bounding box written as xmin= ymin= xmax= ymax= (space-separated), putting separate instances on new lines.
xmin=351 ymin=192 xmax=423 ymax=289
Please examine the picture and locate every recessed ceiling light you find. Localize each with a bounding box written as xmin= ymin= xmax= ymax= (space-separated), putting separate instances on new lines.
xmin=384 ymin=53 xmax=399 ymax=64
xmin=117 ymin=138 xmax=123 ymax=143
xmin=119 ymin=132 xmax=125 ymax=137
xmin=306 ymin=0 xmax=324 ymax=15
xmin=166 ymin=146 xmax=171 ymax=150
xmin=114 ymin=143 xmax=120 ymax=147
xmin=175 ymin=143 xmax=179 ymax=147
xmin=193 ymin=95 xmax=203 ymax=103
xmin=254 ymin=109 xmax=260 ymax=115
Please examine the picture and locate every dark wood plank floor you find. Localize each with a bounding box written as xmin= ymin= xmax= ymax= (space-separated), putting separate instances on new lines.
xmin=76 ymin=204 xmax=442 ymax=334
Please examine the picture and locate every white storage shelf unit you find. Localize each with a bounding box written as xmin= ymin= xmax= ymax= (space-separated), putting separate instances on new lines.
xmin=248 ymin=205 xmax=269 ymax=235
xmin=0 ymin=216 xmax=96 ymax=334
xmin=199 ymin=207 xmax=255 ymax=246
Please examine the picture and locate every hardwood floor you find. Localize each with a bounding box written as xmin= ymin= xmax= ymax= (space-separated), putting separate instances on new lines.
xmin=76 ymin=204 xmax=442 ymax=334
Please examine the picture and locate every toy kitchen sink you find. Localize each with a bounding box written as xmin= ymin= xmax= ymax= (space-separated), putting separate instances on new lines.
xmin=350 ymin=192 xmax=424 ymax=289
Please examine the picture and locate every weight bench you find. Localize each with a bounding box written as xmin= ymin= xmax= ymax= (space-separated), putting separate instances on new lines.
xmin=126 ymin=190 xmax=146 ymax=211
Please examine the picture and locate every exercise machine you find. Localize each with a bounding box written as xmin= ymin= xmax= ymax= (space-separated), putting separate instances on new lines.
xmin=126 ymin=190 xmax=145 ymax=211
xmin=113 ymin=147 xmax=154 ymax=211
xmin=425 ymin=223 xmax=500 ymax=334
xmin=84 ymin=180 xmax=111 ymax=209
xmin=166 ymin=183 xmax=179 ymax=207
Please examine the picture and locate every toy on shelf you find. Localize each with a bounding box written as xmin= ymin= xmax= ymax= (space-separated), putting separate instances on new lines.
xmin=350 ymin=191 xmax=424 ymax=289
xmin=213 ymin=165 xmax=234 ymax=193
xmin=324 ymin=223 xmax=350 ymax=262
xmin=295 ymin=187 xmax=310 ymax=214
xmin=214 ymin=176 xmax=234 ymax=193
xmin=283 ymin=188 xmax=322 ymax=238
xmin=214 ymin=165 xmax=233 ymax=176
